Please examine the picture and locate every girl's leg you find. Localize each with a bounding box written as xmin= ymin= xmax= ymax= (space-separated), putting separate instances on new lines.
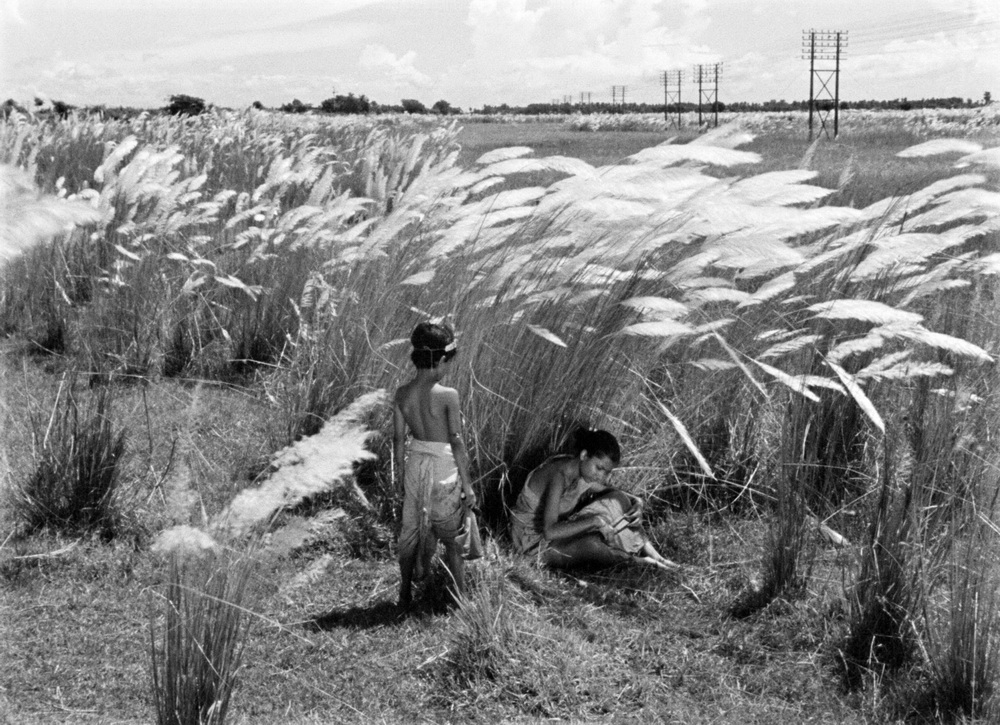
xmin=542 ymin=534 xmax=632 ymax=569
xmin=638 ymin=541 xmax=680 ymax=570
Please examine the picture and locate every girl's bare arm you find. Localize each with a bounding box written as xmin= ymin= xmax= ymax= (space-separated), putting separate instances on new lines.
xmin=541 ymin=470 xmax=602 ymax=542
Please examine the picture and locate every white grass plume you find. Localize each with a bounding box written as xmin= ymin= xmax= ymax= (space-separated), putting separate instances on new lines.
xmin=625 ymin=144 xmax=760 ymax=168
xmin=0 ymin=164 xmax=101 ymax=260
xmin=475 ymin=146 xmax=533 ymax=165
xmin=151 ymin=525 xmax=220 ymax=559
xmin=808 ymin=299 xmax=923 ymax=326
xmin=688 ymin=121 xmax=755 ymax=149
xmin=897 ymin=139 xmax=983 ymax=158
xmin=210 ymin=389 xmax=385 ymax=538
xmin=955 ymin=147 xmax=1000 ymax=169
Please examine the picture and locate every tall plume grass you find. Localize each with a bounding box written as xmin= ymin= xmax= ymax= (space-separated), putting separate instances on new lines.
xmin=6 ymin=114 xmax=1000 ymax=713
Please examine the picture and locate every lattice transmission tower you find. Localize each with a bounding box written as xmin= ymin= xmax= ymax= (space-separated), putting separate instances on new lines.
xmin=802 ymin=29 xmax=847 ymax=138
xmin=693 ymin=62 xmax=722 ymax=128
xmin=661 ymin=70 xmax=683 ymax=127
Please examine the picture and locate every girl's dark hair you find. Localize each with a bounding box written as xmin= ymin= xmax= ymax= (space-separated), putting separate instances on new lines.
xmin=570 ymin=428 xmax=621 ymax=464
xmin=410 ymin=321 xmax=457 ymax=369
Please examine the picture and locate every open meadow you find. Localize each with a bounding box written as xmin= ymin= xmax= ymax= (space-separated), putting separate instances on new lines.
xmin=3 ymin=108 xmax=1000 ymax=724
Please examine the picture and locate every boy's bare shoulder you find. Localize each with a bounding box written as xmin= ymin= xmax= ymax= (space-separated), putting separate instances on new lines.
xmin=392 ymin=384 xmax=407 ymax=405
xmin=432 ymin=384 xmax=460 ymax=401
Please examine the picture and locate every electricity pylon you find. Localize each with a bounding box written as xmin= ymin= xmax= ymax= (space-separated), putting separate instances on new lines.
xmin=661 ymin=70 xmax=683 ymax=127
xmin=693 ymin=63 xmax=722 ymax=127
xmin=802 ymin=29 xmax=847 ymax=138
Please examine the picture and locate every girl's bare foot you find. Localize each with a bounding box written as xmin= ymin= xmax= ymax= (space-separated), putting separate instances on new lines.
xmin=636 ymin=554 xmax=680 ymax=572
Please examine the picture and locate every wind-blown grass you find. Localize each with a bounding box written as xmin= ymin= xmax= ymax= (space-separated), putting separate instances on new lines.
xmin=5 ymin=110 xmax=1000 ymax=722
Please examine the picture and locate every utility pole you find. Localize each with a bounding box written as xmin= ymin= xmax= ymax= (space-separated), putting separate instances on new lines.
xmin=611 ymin=85 xmax=627 ymax=110
xmin=661 ymin=70 xmax=683 ymax=127
xmin=693 ymin=63 xmax=722 ymax=128
xmin=802 ymin=29 xmax=848 ymax=139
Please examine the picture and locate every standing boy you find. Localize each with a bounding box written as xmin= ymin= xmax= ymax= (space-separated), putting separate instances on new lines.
xmin=394 ymin=321 xmax=476 ymax=609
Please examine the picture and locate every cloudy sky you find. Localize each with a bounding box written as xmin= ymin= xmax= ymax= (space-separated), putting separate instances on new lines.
xmin=1 ymin=0 xmax=997 ymax=111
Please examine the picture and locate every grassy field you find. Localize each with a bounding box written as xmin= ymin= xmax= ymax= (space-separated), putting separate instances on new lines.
xmin=3 ymin=109 xmax=1000 ymax=724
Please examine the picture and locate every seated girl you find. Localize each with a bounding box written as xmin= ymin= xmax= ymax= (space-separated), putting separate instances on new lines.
xmin=510 ymin=429 xmax=678 ymax=571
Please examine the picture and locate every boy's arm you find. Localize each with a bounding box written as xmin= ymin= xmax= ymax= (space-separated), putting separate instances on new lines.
xmin=392 ymin=397 xmax=407 ymax=496
xmin=443 ymin=388 xmax=476 ymax=505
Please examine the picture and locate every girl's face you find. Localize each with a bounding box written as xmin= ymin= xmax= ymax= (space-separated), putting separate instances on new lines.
xmin=579 ymin=452 xmax=615 ymax=485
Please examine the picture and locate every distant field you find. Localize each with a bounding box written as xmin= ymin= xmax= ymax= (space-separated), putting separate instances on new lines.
xmin=456 ymin=113 xmax=1000 ymax=208
xmin=455 ymin=122 xmax=686 ymax=167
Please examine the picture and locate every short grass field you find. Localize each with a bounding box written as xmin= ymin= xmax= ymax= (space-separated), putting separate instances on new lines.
xmin=0 ymin=369 xmax=861 ymax=724
xmin=3 ymin=110 xmax=1000 ymax=724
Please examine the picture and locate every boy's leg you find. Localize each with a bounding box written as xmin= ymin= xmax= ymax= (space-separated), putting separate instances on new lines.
xmin=398 ymin=549 xmax=415 ymax=609
xmin=542 ymin=534 xmax=632 ymax=569
xmin=443 ymin=540 xmax=466 ymax=602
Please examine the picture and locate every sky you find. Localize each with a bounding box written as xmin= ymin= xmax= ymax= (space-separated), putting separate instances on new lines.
xmin=1 ymin=0 xmax=998 ymax=111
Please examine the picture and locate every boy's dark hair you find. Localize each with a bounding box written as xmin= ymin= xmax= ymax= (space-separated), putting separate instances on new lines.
xmin=571 ymin=428 xmax=621 ymax=464
xmin=410 ymin=321 xmax=457 ymax=369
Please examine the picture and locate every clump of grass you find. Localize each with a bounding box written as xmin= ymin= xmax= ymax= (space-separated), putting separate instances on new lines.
xmin=841 ymin=439 xmax=920 ymax=689
xmin=731 ymin=394 xmax=818 ymax=618
xmin=442 ymin=561 xmax=646 ymax=718
xmin=149 ymin=549 xmax=254 ymax=725
xmin=9 ymin=376 xmax=127 ymax=536
xmin=447 ymin=564 xmax=527 ymax=687
xmin=926 ymin=539 xmax=1000 ymax=722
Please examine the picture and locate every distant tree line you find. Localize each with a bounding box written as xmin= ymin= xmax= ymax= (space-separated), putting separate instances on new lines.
xmin=277 ymin=93 xmax=460 ymax=116
xmin=478 ymin=95 xmax=990 ymax=116
xmin=4 ymin=89 xmax=989 ymax=121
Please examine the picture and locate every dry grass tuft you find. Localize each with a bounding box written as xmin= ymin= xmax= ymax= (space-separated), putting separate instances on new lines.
xmin=149 ymin=550 xmax=254 ymax=725
xmin=9 ymin=376 xmax=128 ymax=536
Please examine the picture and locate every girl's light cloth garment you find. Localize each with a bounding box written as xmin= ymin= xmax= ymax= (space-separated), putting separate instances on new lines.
xmin=574 ymin=490 xmax=645 ymax=554
xmin=510 ymin=457 xmax=644 ymax=556
xmin=399 ymin=439 xmax=475 ymax=580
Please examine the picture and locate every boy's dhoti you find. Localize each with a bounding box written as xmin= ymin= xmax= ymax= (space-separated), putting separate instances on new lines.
xmin=399 ymin=440 xmax=465 ymax=581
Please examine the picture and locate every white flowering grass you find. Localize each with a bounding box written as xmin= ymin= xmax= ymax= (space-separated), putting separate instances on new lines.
xmin=0 ymin=164 xmax=100 ymax=260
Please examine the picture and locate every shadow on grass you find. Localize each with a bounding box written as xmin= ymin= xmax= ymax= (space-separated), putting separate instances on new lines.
xmin=308 ymin=577 xmax=459 ymax=630
xmin=507 ymin=560 xmax=684 ymax=618
xmin=307 ymin=600 xmax=406 ymax=630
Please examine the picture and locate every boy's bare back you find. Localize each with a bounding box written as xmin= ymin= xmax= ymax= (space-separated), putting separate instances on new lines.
xmin=394 ymin=380 xmax=461 ymax=443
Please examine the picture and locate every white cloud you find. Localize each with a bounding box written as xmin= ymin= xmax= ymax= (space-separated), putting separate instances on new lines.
xmin=443 ymin=0 xmax=715 ymax=106
xmin=2 ymin=0 xmax=24 ymax=24
xmin=359 ymin=44 xmax=431 ymax=88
